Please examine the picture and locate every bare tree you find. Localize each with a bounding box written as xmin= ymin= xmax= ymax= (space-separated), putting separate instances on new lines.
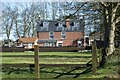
xmin=2 ymin=4 xmax=14 ymax=40
xmin=13 ymin=6 xmax=21 ymax=39
xmin=20 ymin=3 xmax=30 ymax=37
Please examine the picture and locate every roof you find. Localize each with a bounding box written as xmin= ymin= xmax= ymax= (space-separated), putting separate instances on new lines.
xmin=37 ymin=19 xmax=84 ymax=32
xmin=37 ymin=40 xmax=57 ymax=43
xmin=18 ymin=37 xmax=37 ymax=43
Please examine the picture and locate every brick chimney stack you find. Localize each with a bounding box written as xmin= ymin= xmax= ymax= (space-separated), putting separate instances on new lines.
xmin=66 ymin=19 xmax=70 ymax=28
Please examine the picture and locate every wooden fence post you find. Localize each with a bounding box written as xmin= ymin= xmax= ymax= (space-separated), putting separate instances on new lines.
xmin=92 ymin=41 xmax=97 ymax=75
xmin=34 ymin=44 xmax=39 ymax=79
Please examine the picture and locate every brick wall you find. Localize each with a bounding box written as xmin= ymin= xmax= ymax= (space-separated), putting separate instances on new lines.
xmin=54 ymin=32 xmax=61 ymax=40
xmin=64 ymin=32 xmax=83 ymax=46
xmin=38 ymin=32 xmax=83 ymax=47
xmin=38 ymin=32 xmax=49 ymax=40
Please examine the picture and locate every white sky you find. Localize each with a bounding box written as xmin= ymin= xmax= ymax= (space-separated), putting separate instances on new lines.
xmin=0 ymin=0 xmax=119 ymax=2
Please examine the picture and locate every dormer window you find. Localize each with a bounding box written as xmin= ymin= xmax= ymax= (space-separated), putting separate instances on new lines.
xmin=62 ymin=22 xmax=66 ymax=28
xmin=75 ymin=22 xmax=79 ymax=27
xmin=55 ymin=23 xmax=59 ymax=26
xmin=70 ymin=22 xmax=74 ymax=26
xmin=43 ymin=22 xmax=49 ymax=27
xmin=57 ymin=22 xmax=64 ymax=31
xmin=41 ymin=21 xmax=49 ymax=31
xmin=63 ymin=24 xmax=66 ymax=28
xmin=39 ymin=23 xmax=43 ymax=27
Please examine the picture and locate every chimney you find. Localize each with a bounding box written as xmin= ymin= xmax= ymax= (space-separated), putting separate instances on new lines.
xmin=66 ymin=19 xmax=70 ymax=28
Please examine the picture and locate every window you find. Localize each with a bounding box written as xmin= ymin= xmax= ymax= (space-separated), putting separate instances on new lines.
xmin=76 ymin=22 xmax=79 ymax=27
xmin=28 ymin=43 xmax=32 ymax=48
xmin=50 ymin=43 xmax=55 ymax=47
xmin=78 ymin=41 xmax=82 ymax=47
xmin=55 ymin=22 xmax=59 ymax=26
xmin=61 ymin=31 xmax=66 ymax=39
xmin=44 ymin=43 xmax=49 ymax=47
xmin=39 ymin=23 xmax=43 ymax=27
xmin=49 ymin=31 xmax=54 ymax=39
xmin=70 ymin=22 xmax=74 ymax=26
xmin=41 ymin=22 xmax=49 ymax=31
xmin=43 ymin=22 xmax=49 ymax=27
xmin=58 ymin=43 xmax=63 ymax=47
xmin=57 ymin=41 xmax=63 ymax=47
xmin=57 ymin=22 xmax=64 ymax=31
xmin=4 ymin=42 xmax=8 ymax=44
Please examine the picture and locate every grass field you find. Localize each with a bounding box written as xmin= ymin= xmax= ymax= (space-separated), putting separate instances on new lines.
xmin=1 ymin=52 xmax=92 ymax=64
xmin=0 ymin=51 xmax=119 ymax=79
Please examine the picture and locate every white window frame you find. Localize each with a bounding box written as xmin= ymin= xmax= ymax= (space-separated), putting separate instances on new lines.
xmin=49 ymin=31 xmax=54 ymax=40
xmin=58 ymin=43 xmax=63 ymax=47
xmin=50 ymin=43 xmax=55 ymax=47
xmin=57 ymin=41 xmax=63 ymax=47
xmin=28 ymin=43 xmax=33 ymax=49
xmin=61 ymin=31 xmax=66 ymax=39
xmin=44 ymin=43 xmax=49 ymax=47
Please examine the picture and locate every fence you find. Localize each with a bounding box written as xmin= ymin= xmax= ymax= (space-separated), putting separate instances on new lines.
xmin=1 ymin=47 xmax=85 ymax=52
xmin=38 ymin=47 xmax=85 ymax=52
xmin=33 ymin=41 xmax=100 ymax=77
xmin=1 ymin=41 xmax=101 ymax=79
xmin=1 ymin=47 xmax=25 ymax=52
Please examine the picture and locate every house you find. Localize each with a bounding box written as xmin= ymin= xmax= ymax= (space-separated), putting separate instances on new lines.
xmin=36 ymin=19 xmax=85 ymax=47
xmin=18 ymin=37 xmax=37 ymax=49
xmin=2 ymin=39 xmax=15 ymax=47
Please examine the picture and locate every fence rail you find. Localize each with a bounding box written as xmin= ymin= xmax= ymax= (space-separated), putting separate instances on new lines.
xmin=1 ymin=47 xmax=85 ymax=52
xmin=1 ymin=63 xmax=91 ymax=68
xmin=1 ymin=47 xmax=25 ymax=52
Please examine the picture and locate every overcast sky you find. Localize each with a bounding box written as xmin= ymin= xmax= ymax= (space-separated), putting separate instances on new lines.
xmin=0 ymin=0 xmax=119 ymax=2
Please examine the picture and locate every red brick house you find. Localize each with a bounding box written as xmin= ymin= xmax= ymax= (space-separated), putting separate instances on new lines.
xmin=18 ymin=37 xmax=37 ymax=49
xmin=36 ymin=19 xmax=85 ymax=47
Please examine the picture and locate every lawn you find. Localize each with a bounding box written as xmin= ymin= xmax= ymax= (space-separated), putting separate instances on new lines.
xmin=1 ymin=52 xmax=92 ymax=64
xmin=1 ymin=51 xmax=119 ymax=79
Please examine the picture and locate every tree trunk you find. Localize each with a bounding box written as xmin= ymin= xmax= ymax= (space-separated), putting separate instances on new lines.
xmin=107 ymin=3 xmax=119 ymax=55
xmin=108 ymin=22 xmax=116 ymax=55
xmin=107 ymin=3 xmax=113 ymax=55
xmin=23 ymin=15 xmax=26 ymax=37
xmin=100 ymin=2 xmax=119 ymax=67
xmin=15 ymin=16 xmax=20 ymax=39
xmin=100 ymin=7 xmax=108 ymax=67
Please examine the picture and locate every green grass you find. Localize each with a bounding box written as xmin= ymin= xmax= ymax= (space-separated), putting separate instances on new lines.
xmin=1 ymin=52 xmax=92 ymax=64
xmin=0 ymin=52 xmax=92 ymax=56
xmin=1 ymin=51 xmax=119 ymax=79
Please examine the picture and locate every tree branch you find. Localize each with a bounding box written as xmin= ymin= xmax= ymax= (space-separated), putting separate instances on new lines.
xmin=116 ymin=26 xmax=120 ymax=33
xmin=72 ymin=2 xmax=87 ymax=16
xmin=115 ymin=16 xmax=120 ymax=24
xmin=100 ymin=2 xmax=108 ymax=10
xmin=112 ymin=2 xmax=120 ymax=15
